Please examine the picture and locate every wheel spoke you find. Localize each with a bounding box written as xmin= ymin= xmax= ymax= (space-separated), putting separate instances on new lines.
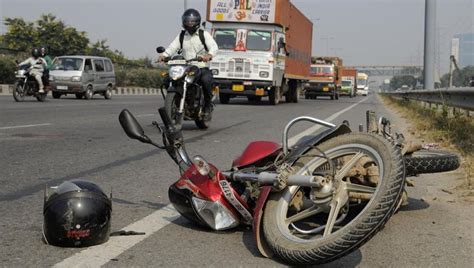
xmin=335 ymin=152 xmax=365 ymax=181
xmin=346 ymin=183 xmax=376 ymax=193
xmin=285 ymin=205 xmax=322 ymax=225
xmin=323 ymin=190 xmax=348 ymax=237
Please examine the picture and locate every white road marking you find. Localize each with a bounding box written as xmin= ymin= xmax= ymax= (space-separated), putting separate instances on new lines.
xmin=55 ymin=98 xmax=366 ymax=266
xmin=53 ymin=204 xmax=179 ymax=268
xmin=0 ymin=123 xmax=52 ymax=130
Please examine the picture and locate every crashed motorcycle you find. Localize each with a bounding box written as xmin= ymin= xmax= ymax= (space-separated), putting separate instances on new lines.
xmin=157 ymin=46 xmax=213 ymax=130
xmin=119 ymin=108 xmax=459 ymax=265
xmin=13 ymin=62 xmax=49 ymax=102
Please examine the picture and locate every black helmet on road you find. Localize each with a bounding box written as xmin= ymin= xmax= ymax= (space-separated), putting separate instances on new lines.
xmin=32 ymin=48 xmax=40 ymax=58
xmin=182 ymin=8 xmax=201 ymax=34
xmin=43 ymin=180 xmax=112 ymax=247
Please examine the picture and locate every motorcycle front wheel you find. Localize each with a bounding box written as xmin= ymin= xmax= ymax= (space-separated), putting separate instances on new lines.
xmin=13 ymin=83 xmax=25 ymax=102
xmin=164 ymin=92 xmax=183 ymax=131
xmin=262 ymin=133 xmax=405 ymax=265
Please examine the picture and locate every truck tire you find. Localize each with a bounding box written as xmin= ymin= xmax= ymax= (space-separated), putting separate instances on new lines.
xmin=219 ymin=93 xmax=230 ymax=104
xmin=262 ymin=133 xmax=405 ymax=265
xmin=269 ymin=86 xmax=280 ymax=105
xmin=285 ymin=81 xmax=299 ymax=103
xmin=404 ymin=150 xmax=460 ymax=176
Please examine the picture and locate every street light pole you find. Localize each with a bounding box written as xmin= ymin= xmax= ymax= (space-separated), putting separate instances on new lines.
xmin=424 ymin=0 xmax=437 ymax=89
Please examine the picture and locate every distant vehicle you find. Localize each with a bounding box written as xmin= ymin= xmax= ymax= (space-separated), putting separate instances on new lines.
xmin=340 ymin=68 xmax=357 ymax=97
xmin=356 ymin=72 xmax=369 ymax=96
xmin=208 ymin=0 xmax=312 ymax=105
xmin=470 ymin=76 xmax=474 ymax=87
xmin=50 ymin=56 xmax=116 ymax=100
xmin=304 ymin=57 xmax=343 ymax=100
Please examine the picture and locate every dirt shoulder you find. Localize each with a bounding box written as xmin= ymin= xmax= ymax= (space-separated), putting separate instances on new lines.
xmin=378 ymin=94 xmax=473 ymax=203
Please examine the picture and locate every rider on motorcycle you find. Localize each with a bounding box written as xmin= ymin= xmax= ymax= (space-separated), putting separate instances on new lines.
xmin=158 ymin=8 xmax=218 ymax=117
xmin=40 ymin=46 xmax=53 ymax=71
xmin=18 ymin=48 xmax=46 ymax=93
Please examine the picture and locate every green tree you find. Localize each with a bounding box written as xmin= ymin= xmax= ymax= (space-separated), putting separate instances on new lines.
xmin=390 ymin=75 xmax=417 ymax=90
xmin=1 ymin=14 xmax=89 ymax=56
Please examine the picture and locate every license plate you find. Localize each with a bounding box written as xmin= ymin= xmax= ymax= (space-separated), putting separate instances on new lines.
xmin=57 ymin=85 xmax=68 ymax=90
xmin=232 ymin=84 xmax=244 ymax=92
xmin=323 ymin=87 xmax=329 ymax=92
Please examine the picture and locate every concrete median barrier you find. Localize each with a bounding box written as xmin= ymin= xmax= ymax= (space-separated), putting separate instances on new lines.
xmin=0 ymin=84 xmax=160 ymax=96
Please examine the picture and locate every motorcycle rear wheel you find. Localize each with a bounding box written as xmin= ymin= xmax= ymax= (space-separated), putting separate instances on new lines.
xmin=36 ymin=92 xmax=47 ymax=102
xmin=262 ymin=133 xmax=405 ymax=265
xmin=13 ymin=83 xmax=25 ymax=102
xmin=404 ymin=150 xmax=460 ymax=176
xmin=164 ymin=92 xmax=183 ymax=131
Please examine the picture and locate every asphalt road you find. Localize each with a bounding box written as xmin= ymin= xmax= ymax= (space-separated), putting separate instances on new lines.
xmin=0 ymin=94 xmax=471 ymax=267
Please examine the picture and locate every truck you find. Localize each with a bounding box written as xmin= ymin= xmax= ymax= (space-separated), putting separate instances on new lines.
xmin=356 ymin=72 xmax=369 ymax=96
xmin=303 ymin=56 xmax=343 ymax=100
xmin=340 ymin=68 xmax=357 ymax=97
xmin=206 ymin=0 xmax=313 ymax=105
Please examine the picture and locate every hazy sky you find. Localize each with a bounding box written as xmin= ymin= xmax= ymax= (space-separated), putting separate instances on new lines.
xmin=1 ymin=0 xmax=473 ymax=73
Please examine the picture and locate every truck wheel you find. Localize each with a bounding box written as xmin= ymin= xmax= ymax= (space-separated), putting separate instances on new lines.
xmin=269 ymin=86 xmax=280 ymax=105
xmin=286 ymin=81 xmax=299 ymax=103
xmin=219 ymin=93 xmax=230 ymax=104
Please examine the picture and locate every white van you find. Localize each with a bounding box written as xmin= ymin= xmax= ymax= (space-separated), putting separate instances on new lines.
xmin=50 ymin=56 xmax=116 ymax=100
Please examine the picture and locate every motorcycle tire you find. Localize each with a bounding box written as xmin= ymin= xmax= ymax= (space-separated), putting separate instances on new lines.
xmin=404 ymin=150 xmax=460 ymax=176
xmin=13 ymin=83 xmax=25 ymax=102
xmin=36 ymin=93 xmax=47 ymax=102
xmin=262 ymin=133 xmax=405 ymax=265
xmin=219 ymin=93 xmax=230 ymax=104
xmin=164 ymin=92 xmax=183 ymax=131
xmin=75 ymin=93 xmax=84 ymax=99
xmin=195 ymin=119 xmax=210 ymax=129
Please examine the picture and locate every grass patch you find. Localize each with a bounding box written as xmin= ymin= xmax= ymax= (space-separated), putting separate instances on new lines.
xmin=380 ymin=95 xmax=474 ymax=200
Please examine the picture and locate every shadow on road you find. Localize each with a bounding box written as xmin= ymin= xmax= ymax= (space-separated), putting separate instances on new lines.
xmin=398 ymin=197 xmax=430 ymax=212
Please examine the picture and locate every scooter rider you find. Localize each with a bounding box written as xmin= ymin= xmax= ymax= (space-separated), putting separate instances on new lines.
xmin=158 ymin=8 xmax=218 ymax=117
xmin=19 ymin=48 xmax=46 ymax=93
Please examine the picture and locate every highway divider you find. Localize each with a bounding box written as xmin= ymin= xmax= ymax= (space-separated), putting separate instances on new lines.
xmin=0 ymin=84 xmax=160 ymax=96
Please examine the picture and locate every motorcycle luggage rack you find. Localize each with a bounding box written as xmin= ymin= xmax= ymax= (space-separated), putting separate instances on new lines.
xmin=282 ymin=116 xmax=336 ymax=155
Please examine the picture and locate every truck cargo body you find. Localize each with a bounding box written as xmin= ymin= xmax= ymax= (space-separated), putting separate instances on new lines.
xmin=340 ymin=68 xmax=357 ymax=97
xmin=304 ymin=57 xmax=343 ymax=100
xmin=207 ymin=0 xmax=312 ymax=105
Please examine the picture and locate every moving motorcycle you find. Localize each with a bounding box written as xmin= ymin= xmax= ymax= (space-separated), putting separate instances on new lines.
xmin=157 ymin=46 xmax=213 ymax=130
xmin=13 ymin=62 xmax=49 ymax=102
xmin=119 ymin=108 xmax=459 ymax=265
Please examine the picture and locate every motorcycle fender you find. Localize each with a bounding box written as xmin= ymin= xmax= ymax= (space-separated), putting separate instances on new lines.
xmin=286 ymin=123 xmax=352 ymax=163
xmin=252 ymin=186 xmax=273 ymax=258
xmin=166 ymin=86 xmax=183 ymax=97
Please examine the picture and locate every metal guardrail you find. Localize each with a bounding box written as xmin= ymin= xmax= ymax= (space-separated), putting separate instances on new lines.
xmin=0 ymin=84 xmax=160 ymax=96
xmin=382 ymin=87 xmax=474 ymax=111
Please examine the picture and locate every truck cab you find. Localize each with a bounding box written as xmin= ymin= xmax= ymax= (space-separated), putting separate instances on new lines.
xmin=206 ymin=0 xmax=312 ymax=105
xmin=210 ymin=23 xmax=287 ymax=104
xmin=304 ymin=57 xmax=342 ymax=100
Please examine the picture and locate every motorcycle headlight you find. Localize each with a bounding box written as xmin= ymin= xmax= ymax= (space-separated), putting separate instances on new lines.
xmin=185 ymin=66 xmax=200 ymax=84
xmin=169 ymin=66 xmax=186 ymax=80
xmin=191 ymin=197 xmax=240 ymax=230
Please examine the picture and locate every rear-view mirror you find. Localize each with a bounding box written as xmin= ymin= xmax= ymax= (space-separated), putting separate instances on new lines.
xmin=119 ymin=109 xmax=152 ymax=144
